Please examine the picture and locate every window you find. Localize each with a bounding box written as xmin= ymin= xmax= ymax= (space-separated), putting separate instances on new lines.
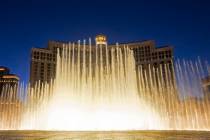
xmin=47 ymin=63 xmax=51 ymax=68
xmin=159 ymin=55 xmax=162 ymax=59
xmin=33 ymin=51 xmax=39 ymax=59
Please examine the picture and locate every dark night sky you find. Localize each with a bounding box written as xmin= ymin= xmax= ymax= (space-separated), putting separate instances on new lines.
xmin=0 ymin=0 xmax=210 ymax=82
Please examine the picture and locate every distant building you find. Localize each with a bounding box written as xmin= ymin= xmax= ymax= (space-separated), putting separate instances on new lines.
xmin=0 ymin=66 xmax=19 ymax=99
xmin=0 ymin=67 xmax=21 ymax=129
xmin=29 ymin=35 xmax=174 ymax=86
xmin=202 ymin=75 xmax=210 ymax=99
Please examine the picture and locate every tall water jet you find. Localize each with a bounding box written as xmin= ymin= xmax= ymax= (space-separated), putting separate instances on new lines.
xmin=19 ymin=41 xmax=164 ymax=130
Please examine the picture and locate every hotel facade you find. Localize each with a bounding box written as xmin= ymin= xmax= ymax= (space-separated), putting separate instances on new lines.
xmin=29 ymin=35 xmax=174 ymax=86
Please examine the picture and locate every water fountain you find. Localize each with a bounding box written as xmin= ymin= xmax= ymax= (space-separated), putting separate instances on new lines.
xmin=0 ymin=39 xmax=210 ymax=139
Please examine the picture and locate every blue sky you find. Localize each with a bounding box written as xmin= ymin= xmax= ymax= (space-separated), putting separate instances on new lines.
xmin=0 ymin=0 xmax=210 ymax=82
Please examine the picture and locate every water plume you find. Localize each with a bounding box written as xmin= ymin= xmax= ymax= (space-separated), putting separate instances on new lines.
xmin=0 ymin=40 xmax=209 ymax=131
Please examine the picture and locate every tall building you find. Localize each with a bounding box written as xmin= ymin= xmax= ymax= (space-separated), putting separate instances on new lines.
xmin=0 ymin=66 xmax=19 ymax=98
xmin=0 ymin=66 xmax=21 ymax=129
xmin=202 ymin=69 xmax=210 ymax=99
xmin=30 ymin=35 xmax=174 ymax=86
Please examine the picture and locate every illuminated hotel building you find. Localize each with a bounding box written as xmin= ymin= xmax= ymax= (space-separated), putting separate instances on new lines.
xmin=30 ymin=35 xmax=174 ymax=86
xmin=0 ymin=66 xmax=21 ymax=129
xmin=0 ymin=66 xmax=19 ymax=98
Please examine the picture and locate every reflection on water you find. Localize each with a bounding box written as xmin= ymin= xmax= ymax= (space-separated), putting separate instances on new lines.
xmin=0 ymin=131 xmax=210 ymax=140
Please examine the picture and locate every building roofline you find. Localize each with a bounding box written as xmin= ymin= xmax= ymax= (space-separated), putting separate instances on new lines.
xmin=48 ymin=40 xmax=71 ymax=44
xmin=31 ymin=47 xmax=52 ymax=52
xmin=48 ymin=39 xmax=156 ymax=46
xmin=113 ymin=40 xmax=155 ymax=46
xmin=156 ymin=45 xmax=173 ymax=50
xmin=2 ymin=74 xmax=20 ymax=80
xmin=0 ymin=66 xmax=10 ymax=70
xmin=35 ymin=39 xmax=173 ymax=51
